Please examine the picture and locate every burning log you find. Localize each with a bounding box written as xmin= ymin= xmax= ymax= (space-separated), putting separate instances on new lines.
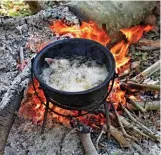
xmin=131 ymin=60 xmax=160 ymax=83
xmin=123 ymin=82 xmax=160 ymax=92
xmin=77 ymin=123 xmax=98 ymax=155
xmin=0 ymin=90 xmax=24 ymax=154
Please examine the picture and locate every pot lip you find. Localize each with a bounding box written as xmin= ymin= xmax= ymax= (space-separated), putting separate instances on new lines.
xmin=32 ymin=38 xmax=116 ymax=95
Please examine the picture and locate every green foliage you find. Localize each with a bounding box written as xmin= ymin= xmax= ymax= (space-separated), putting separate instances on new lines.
xmin=0 ymin=0 xmax=32 ymax=17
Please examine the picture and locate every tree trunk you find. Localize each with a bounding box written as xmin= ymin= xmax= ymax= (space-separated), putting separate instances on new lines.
xmin=66 ymin=1 xmax=155 ymax=36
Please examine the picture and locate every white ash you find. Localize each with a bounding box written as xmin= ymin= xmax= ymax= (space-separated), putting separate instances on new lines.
xmin=41 ymin=56 xmax=108 ymax=92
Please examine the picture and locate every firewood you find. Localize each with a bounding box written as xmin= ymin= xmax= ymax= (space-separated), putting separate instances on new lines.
xmin=131 ymin=60 xmax=160 ymax=83
xmin=138 ymin=39 xmax=160 ymax=48
xmin=0 ymin=60 xmax=31 ymax=111
xmin=124 ymin=82 xmax=160 ymax=91
xmin=95 ymin=126 xmax=105 ymax=150
xmin=127 ymin=100 xmax=160 ymax=111
xmin=118 ymin=115 xmax=149 ymax=139
xmin=109 ymin=125 xmax=131 ymax=148
xmin=120 ymin=104 xmax=160 ymax=142
xmin=136 ymin=46 xmax=160 ymax=51
xmin=0 ymin=90 xmax=24 ymax=154
xmin=77 ymin=123 xmax=98 ymax=155
xmin=126 ymin=97 xmax=147 ymax=113
xmin=110 ymin=103 xmax=137 ymax=141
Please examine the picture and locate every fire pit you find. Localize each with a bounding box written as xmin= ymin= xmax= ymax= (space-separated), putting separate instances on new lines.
xmin=31 ymin=38 xmax=116 ymax=131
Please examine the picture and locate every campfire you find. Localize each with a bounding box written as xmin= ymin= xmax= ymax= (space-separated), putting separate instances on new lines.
xmin=17 ymin=19 xmax=160 ymax=154
xmin=0 ymin=2 xmax=160 ymax=155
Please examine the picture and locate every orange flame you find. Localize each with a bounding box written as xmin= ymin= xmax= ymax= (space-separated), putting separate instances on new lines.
xmin=120 ymin=25 xmax=152 ymax=43
xmin=50 ymin=20 xmax=110 ymax=46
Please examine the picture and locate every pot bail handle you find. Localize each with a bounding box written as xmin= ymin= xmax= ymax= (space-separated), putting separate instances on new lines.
xmin=106 ymin=72 xmax=118 ymax=97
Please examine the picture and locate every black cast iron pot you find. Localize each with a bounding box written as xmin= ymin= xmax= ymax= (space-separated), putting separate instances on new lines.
xmin=32 ymin=38 xmax=116 ymax=111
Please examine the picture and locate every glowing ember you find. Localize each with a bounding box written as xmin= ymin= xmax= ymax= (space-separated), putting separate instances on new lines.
xmin=19 ymin=20 xmax=152 ymax=127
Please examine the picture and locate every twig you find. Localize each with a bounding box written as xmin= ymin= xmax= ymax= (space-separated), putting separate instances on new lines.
xmin=110 ymin=103 xmax=137 ymax=141
xmin=131 ymin=60 xmax=160 ymax=83
xmin=120 ymin=104 xmax=160 ymax=142
xmin=95 ymin=126 xmax=105 ymax=150
xmin=126 ymin=97 xmax=147 ymax=113
xmin=118 ymin=115 xmax=149 ymax=139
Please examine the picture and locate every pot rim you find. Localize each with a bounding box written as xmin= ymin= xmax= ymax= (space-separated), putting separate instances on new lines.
xmin=32 ymin=38 xmax=116 ymax=95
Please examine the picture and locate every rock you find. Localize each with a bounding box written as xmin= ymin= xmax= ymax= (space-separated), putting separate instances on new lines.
xmin=66 ymin=1 xmax=155 ymax=36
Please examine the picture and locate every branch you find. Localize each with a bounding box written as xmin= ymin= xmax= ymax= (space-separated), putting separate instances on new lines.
xmin=127 ymin=100 xmax=160 ymax=111
xmin=110 ymin=103 xmax=137 ymax=141
xmin=0 ymin=60 xmax=31 ymax=111
xmin=123 ymin=82 xmax=160 ymax=91
xmin=111 ymin=113 xmax=149 ymax=139
xmin=121 ymin=104 xmax=160 ymax=142
xmin=138 ymin=39 xmax=160 ymax=48
xmin=131 ymin=60 xmax=160 ymax=83
xmin=77 ymin=123 xmax=98 ymax=155
xmin=109 ymin=125 xmax=131 ymax=148
xmin=0 ymin=90 xmax=24 ymax=154
xmin=126 ymin=97 xmax=147 ymax=113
